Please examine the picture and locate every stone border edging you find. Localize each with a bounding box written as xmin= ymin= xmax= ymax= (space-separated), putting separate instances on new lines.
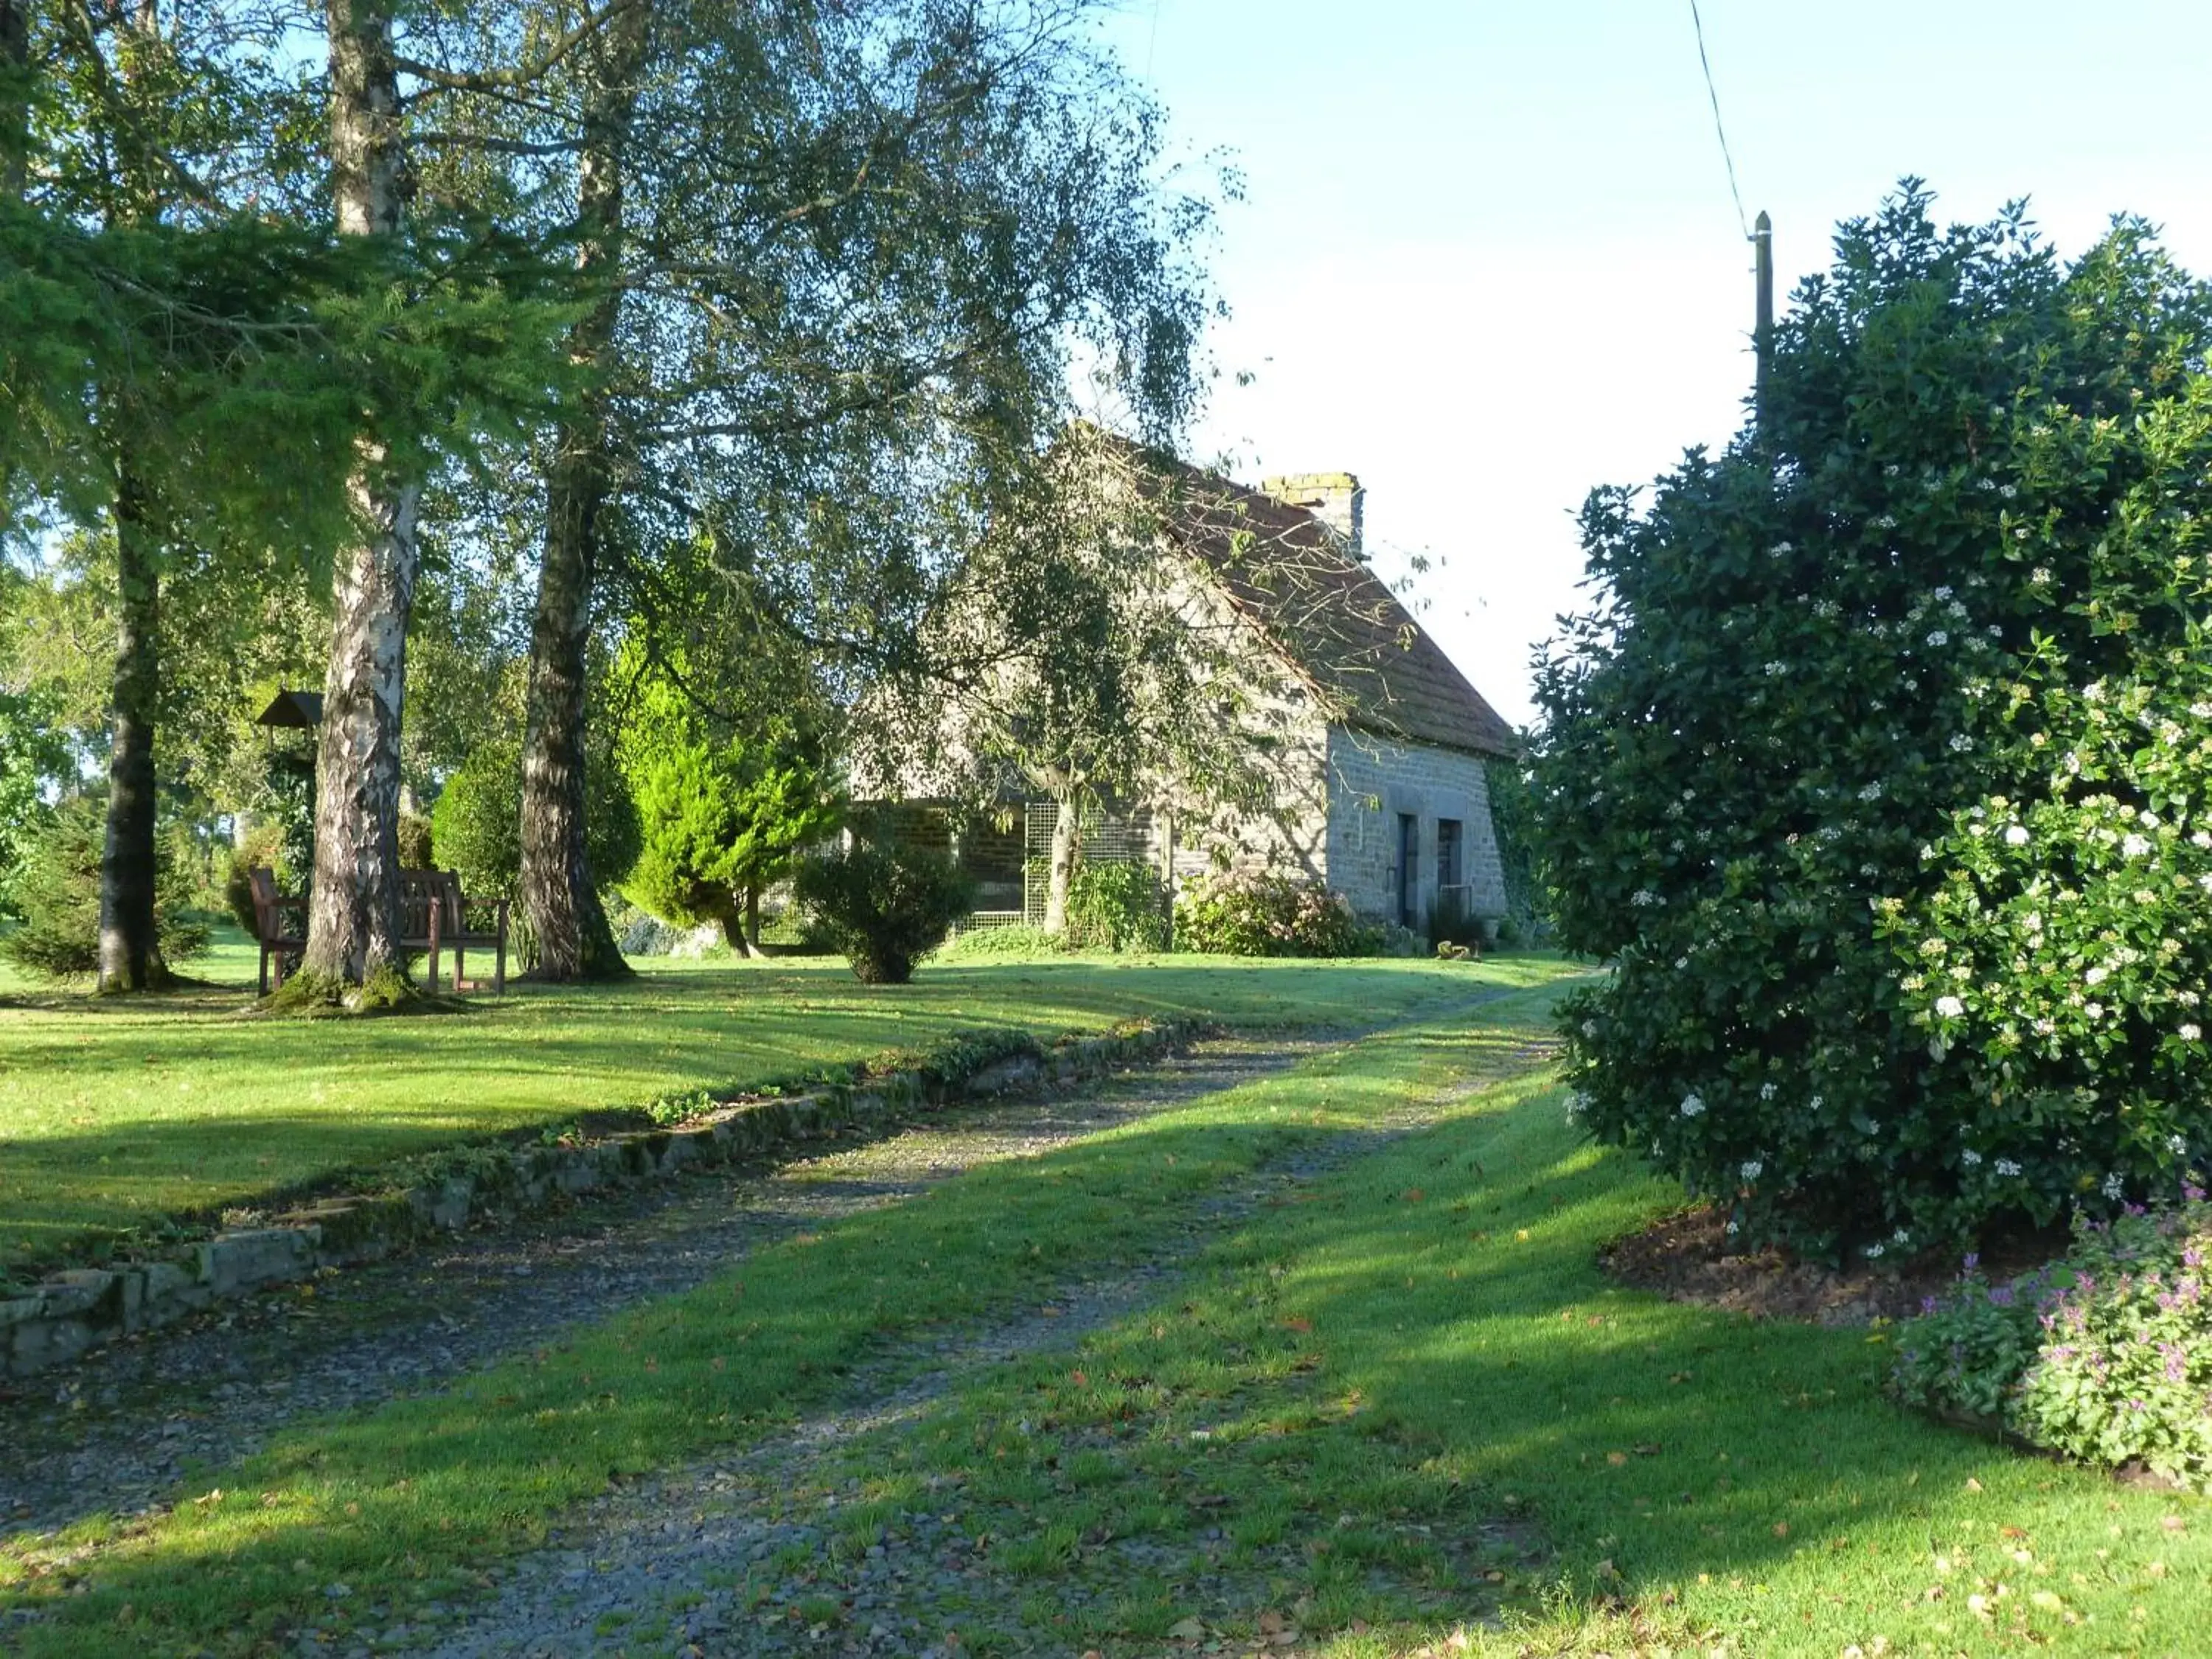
xmin=1 ymin=1017 xmax=1210 ymax=1380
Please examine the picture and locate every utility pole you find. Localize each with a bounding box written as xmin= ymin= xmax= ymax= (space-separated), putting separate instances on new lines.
xmin=1753 ymin=209 xmax=1774 ymax=437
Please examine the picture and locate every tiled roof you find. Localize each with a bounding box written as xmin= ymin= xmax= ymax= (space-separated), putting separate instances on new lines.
xmin=1129 ymin=444 xmax=1520 ymax=760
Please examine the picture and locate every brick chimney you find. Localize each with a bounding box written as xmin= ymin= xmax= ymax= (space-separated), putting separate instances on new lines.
xmin=1261 ymin=471 xmax=1365 ymax=559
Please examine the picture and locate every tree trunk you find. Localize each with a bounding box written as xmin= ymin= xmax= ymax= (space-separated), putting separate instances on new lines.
xmin=97 ymin=467 xmax=165 ymax=992
xmin=518 ymin=2 xmax=650 ymax=983
xmin=302 ymin=0 xmax=421 ymax=992
xmin=1043 ymin=793 xmax=1082 ymax=936
xmin=742 ymin=880 xmax=764 ymax=959
xmin=0 ymin=0 xmax=27 ymax=204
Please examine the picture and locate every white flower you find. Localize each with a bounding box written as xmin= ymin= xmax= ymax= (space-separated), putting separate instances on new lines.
xmin=1809 ymin=1094 xmax=1825 ymax=1110
xmin=2193 ymin=830 xmax=2212 ymax=850
xmin=2086 ymin=965 xmax=2109 ymax=986
xmin=2183 ymin=1023 xmax=2202 ymax=1042
xmin=2031 ymin=566 xmax=2053 ymax=583
xmin=1950 ymin=734 xmax=1975 ymax=752
xmin=1759 ymin=1082 xmax=1778 ymax=1101
xmin=1934 ymin=585 xmax=1955 ymax=601
xmin=1674 ymin=956 xmax=1689 ymax=969
xmin=2005 ymin=824 xmax=2031 ymax=846
xmin=2102 ymin=1173 xmax=2126 ymax=1201
xmin=2083 ymin=681 xmax=2106 ymax=703
xmin=1874 ymin=515 xmax=1897 ymax=530
xmin=1927 ymin=630 xmax=1950 ymax=647
xmin=2193 ymin=702 xmax=2212 ymax=720
xmin=2086 ymin=1001 xmax=2105 ymax=1020
xmin=1894 ymin=1227 xmax=1910 ymax=1244
xmin=1679 ymin=1093 xmax=1707 ymax=1119
xmin=1994 ymin=1158 xmax=2023 ymax=1177
xmin=1740 ymin=1160 xmax=1763 ymax=1181
xmin=2124 ymin=833 xmax=2152 ymax=858
xmin=1858 ymin=782 xmax=1884 ymax=801
xmin=1770 ymin=541 xmax=1794 ymax=556
xmin=1565 ymin=1093 xmax=1588 ymax=1121
xmin=1630 ymin=887 xmax=1660 ymax=907
xmin=2169 ymin=1135 xmax=2189 ymax=1155
xmin=2000 ymin=483 xmax=2018 ymax=500
xmin=1865 ymin=1242 xmax=1886 ymax=1259
xmin=1961 ymin=1149 xmax=1983 ymax=1166
xmin=1935 ymin=995 xmax=1966 ymax=1018
xmin=1582 ymin=1020 xmax=1599 ymax=1038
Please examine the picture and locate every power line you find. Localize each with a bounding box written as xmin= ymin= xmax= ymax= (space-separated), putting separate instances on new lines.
xmin=1144 ymin=0 xmax=1162 ymax=77
xmin=1687 ymin=0 xmax=1752 ymax=243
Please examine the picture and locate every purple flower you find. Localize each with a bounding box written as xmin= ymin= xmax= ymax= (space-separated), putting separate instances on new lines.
xmin=1921 ymin=1295 xmax=1940 ymax=1315
xmin=1962 ymin=1252 xmax=1981 ymax=1270
xmin=1989 ymin=1285 xmax=2016 ymax=1307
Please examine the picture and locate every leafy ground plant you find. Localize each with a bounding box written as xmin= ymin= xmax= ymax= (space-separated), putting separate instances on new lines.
xmin=1897 ymin=1196 xmax=2212 ymax=1489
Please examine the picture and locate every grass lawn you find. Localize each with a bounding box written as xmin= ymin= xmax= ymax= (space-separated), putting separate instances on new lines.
xmin=0 ymin=927 xmax=1560 ymax=1276
xmin=7 ymin=969 xmax=2202 ymax=1656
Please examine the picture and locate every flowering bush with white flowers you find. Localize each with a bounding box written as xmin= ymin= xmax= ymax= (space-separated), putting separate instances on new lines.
xmin=1533 ymin=184 xmax=2212 ymax=1258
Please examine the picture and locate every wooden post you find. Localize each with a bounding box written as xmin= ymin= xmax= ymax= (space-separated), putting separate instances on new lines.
xmin=1753 ymin=209 xmax=1774 ymax=435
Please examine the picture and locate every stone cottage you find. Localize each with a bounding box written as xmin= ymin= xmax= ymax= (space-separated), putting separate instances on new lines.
xmin=888 ymin=442 xmax=1520 ymax=933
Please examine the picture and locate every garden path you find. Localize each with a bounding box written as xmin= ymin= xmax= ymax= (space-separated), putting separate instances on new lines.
xmin=0 ymin=1033 xmax=1330 ymax=1538
xmin=396 ymin=1046 xmax=1543 ymax=1659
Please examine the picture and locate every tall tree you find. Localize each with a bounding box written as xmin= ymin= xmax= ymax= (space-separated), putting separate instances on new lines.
xmin=518 ymin=0 xmax=652 ymax=981
xmin=299 ymin=0 xmax=423 ymax=995
xmin=508 ymin=0 xmax=1217 ymax=975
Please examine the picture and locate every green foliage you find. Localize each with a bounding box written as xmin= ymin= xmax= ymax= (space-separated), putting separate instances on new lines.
xmin=626 ymin=727 xmax=840 ymax=939
xmin=934 ymin=923 xmax=1062 ymax=961
xmin=0 ymin=689 xmax=69 ymax=919
xmin=222 ymin=818 xmax=293 ymax=936
xmin=397 ymin=810 xmax=434 ymax=870
xmin=1484 ymin=757 xmax=1543 ymax=926
xmin=431 ymin=744 xmax=523 ymax=898
xmin=1063 ymin=860 xmax=1169 ymax=951
xmin=1536 ymin=184 xmax=2212 ymax=1259
xmin=1896 ymin=1198 xmax=2212 ymax=1489
xmin=1172 ymin=869 xmax=1372 ymax=958
xmin=431 ymin=738 xmax=639 ymax=900
xmin=0 ymin=796 xmax=206 ymax=978
xmin=794 ymin=838 xmax=977 ymax=984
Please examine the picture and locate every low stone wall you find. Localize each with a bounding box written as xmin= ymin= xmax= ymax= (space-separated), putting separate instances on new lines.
xmin=1 ymin=1018 xmax=1207 ymax=1381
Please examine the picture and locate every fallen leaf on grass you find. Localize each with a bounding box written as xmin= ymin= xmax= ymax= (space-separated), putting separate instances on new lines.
xmin=1167 ymin=1615 xmax=1206 ymax=1641
xmin=1607 ymin=1451 xmax=1629 ymax=1467
xmin=1281 ymin=1316 xmax=1312 ymax=1332
xmin=1772 ymin=1522 xmax=1790 ymax=1538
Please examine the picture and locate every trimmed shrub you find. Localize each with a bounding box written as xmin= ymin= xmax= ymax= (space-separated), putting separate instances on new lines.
xmin=625 ymin=731 xmax=838 ymax=945
xmin=0 ymin=797 xmax=207 ymax=978
xmin=936 ymin=923 xmax=1061 ymax=961
xmin=1895 ymin=1197 xmax=2212 ymax=1489
xmin=796 ymin=838 xmax=977 ymax=984
xmin=1172 ymin=869 xmax=1371 ymax=958
xmin=1535 ymin=185 xmax=2212 ymax=1260
xmin=1065 ymin=861 xmax=1170 ymax=951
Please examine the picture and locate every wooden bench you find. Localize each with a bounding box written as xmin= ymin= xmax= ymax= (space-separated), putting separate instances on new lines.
xmin=400 ymin=868 xmax=509 ymax=995
xmin=246 ymin=868 xmax=509 ymax=995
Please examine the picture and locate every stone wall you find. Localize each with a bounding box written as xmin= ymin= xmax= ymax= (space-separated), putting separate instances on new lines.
xmin=1323 ymin=726 xmax=1508 ymax=924
xmin=0 ymin=1018 xmax=1208 ymax=1381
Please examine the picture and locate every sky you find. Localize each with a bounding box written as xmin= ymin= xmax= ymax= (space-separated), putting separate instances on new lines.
xmin=1093 ymin=1 xmax=2212 ymax=728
